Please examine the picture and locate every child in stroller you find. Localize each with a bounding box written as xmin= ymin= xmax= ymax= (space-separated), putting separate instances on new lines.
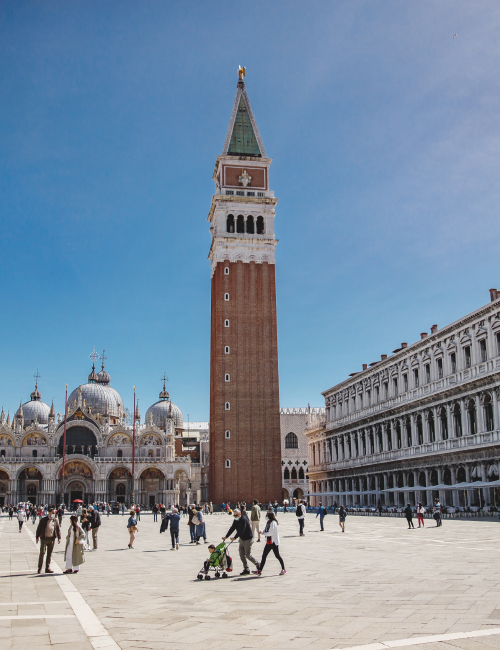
xmin=197 ymin=541 xmax=233 ymax=580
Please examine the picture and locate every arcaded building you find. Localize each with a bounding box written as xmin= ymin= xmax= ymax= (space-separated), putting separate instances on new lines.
xmin=279 ymin=407 xmax=324 ymax=503
xmin=306 ymin=290 xmax=500 ymax=509
xmin=0 ymin=362 xmax=201 ymax=507
xmin=208 ymin=71 xmax=281 ymax=504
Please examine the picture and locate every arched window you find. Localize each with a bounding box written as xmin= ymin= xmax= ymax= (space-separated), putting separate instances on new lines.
xmin=224 ymin=319 xmax=230 ymax=327
xmin=291 ymin=467 xmax=297 ymax=481
xmin=117 ymin=449 xmax=123 ymax=458
xmin=225 ymin=459 xmax=231 ymax=469
xmin=453 ymin=404 xmax=462 ymax=437
xmin=32 ymin=450 xmax=37 ymax=458
xmin=224 ymin=293 xmax=229 ymax=301
xmin=408 ymin=472 xmax=415 ymax=487
xmin=457 ymin=466 xmax=466 ymax=483
xmin=443 ymin=467 xmax=452 ymax=485
xmin=285 ymin=432 xmax=298 ymax=449
xmin=431 ymin=469 xmax=438 ymax=486
xmin=225 ymin=402 xmax=230 ymax=410
xmin=224 ymin=266 xmax=230 ymax=275
xmin=225 ymin=430 xmax=230 ymax=439
xmin=428 ymin=411 xmax=435 ymax=442
xmin=225 ymin=374 xmax=230 ymax=382
xmin=226 ymin=214 xmax=235 ymax=233
xmin=116 ymin=483 xmax=125 ymax=496
xmin=405 ymin=418 xmax=412 ymax=447
xmin=225 ymin=346 xmax=230 ymax=354
xmin=246 ymin=215 xmax=254 ymax=234
xmin=284 ymin=468 xmax=290 ymax=480
xmin=484 ymin=394 xmax=494 ymax=432
xmin=419 ymin=471 xmax=426 ymax=487
xmin=237 ymin=215 xmax=245 ymax=233
xmin=298 ymin=467 xmax=304 ymax=480
xmin=256 ymin=216 xmax=264 ymax=234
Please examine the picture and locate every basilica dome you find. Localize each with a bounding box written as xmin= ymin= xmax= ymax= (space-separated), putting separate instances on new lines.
xmin=145 ymin=386 xmax=183 ymax=429
xmin=69 ymin=364 xmax=123 ymax=419
xmin=17 ymin=382 xmax=50 ymax=425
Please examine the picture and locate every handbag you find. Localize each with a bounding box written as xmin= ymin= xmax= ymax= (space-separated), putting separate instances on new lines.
xmin=130 ymin=525 xmax=138 ymax=533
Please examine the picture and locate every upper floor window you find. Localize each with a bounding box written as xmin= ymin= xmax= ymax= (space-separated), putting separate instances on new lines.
xmin=225 ymin=430 xmax=231 ymax=439
xmin=437 ymin=358 xmax=443 ymax=379
xmin=450 ymin=352 xmax=457 ymax=373
xmin=366 ymin=390 xmax=371 ymax=406
xmin=393 ymin=378 xmax=398 ymax=396
xmin=479 ymin=339 xmax=487 ymax=363
xmin=414 ymin=368 xmax=419 ymax=388
xmin=226 ymin=214 xmax=235 ymax=233
xmin=117 ymin=449 xmax=123 ymax=458
xmin=464 ymin=346 xmax=471 ymax=369
xmin=496 ymin=332 xmax=500 ymax=356
xmin=224 ymin=319 xmax=230 ymax=327
xmin=224 ymin=267 xmax=229 ymax=275
xmin=225 ymin=190 xmax=234 ymax=196
xmin=225 ymin=459 xmax=231 ymax=468
xmin=246 ymin=215 xmax=254 ymax=234
xmin=225 ymin=402 xmax=230 ymax=410
xmin=257 ymin=192 xmax=264 ymax=197
xmin=425 ymin=364 xmax=431 ymax=383
xmin=256 ymin=216 xmax=265 ymax=234
xmin=285 ymin=432 xmax=298 ymax=449
xmin=403 ymin=374 xmax=408 ymax=392
xmin=383 ymin=382 xmax=388 ymax=400
xmin=225 ymin=374 xmax=230 ymax=382
xmin=375 ymin=386 xmax=380 ymax=402
xmin=237 ymin=214 xmax=245 ymax=233
xmin=224 ymin=346 xmax=230 ymax=354
xmin=224 ymin=293 xmax=230 ymax=301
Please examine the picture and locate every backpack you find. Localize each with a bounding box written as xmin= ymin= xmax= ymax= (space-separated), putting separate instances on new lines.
xmin=295 ymin=504 xmax=303 ymax=517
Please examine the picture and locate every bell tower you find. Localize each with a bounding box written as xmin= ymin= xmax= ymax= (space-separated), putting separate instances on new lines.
xmin=208 ymin=70 xmax=282 ymax=504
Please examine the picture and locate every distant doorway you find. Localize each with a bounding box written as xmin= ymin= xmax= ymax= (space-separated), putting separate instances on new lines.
xmin=71 ymin=490 xmax=83 ymax=504
xmin=149 ymin=495 xmax=155 ymax=508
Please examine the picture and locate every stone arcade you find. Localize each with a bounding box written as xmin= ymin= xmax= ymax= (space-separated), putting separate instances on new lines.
xmin=307 ymin=289 xmax=500 ymax=509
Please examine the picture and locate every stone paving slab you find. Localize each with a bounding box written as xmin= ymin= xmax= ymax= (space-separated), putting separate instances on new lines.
xmin=1 ymin=513 xmax=500 ymax=649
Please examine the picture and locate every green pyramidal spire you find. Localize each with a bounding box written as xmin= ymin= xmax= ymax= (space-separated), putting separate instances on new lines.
xmin=227 ymin=96 xmax=262 ymax=156
xmin=222 ymin=77 xmax=266 ymax=158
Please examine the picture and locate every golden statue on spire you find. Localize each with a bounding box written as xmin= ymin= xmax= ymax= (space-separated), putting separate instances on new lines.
xmin=238 ymin=65 xmax=246 ymax=81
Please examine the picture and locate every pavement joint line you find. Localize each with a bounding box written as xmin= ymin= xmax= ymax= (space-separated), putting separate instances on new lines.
xmin=0 ymin=614 xmax=75 ymax=620
xmin=334 ymin=626 xmax=500 ymax=650
xmin=24 ymin=525 xmax=121 ymax=649
xmin=0 ymin=601 xmax=68 ymax=606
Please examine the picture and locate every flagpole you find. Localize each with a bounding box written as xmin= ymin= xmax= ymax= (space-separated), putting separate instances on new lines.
xmin=60 ymin=384 xmax=68 ymax=505
xmin=131 ymin=386 xmax=136 ymax=506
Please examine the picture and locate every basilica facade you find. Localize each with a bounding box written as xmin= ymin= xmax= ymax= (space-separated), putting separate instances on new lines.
xmin=0 ymin=362 xmax=201 ymax=507
xmin=306 ymin=289 xmax=500 ymax=509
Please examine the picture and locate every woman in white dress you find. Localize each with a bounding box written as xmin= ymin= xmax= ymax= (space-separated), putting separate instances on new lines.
xmin=64 ymin=515 xmax=85 ymax=574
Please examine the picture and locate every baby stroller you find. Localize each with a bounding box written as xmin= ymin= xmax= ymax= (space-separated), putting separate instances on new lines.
xmin=197 ymin=541 xmax=233 ymax=580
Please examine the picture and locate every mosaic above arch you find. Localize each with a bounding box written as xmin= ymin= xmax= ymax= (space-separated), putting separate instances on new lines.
xmin=63 ymin=461 xmax=93 ymax=479
xmin=0 ymin=434 xmax=14 ymax=446
xmin=140 ymin=433 xmax=162 ymax=446
xmin=140 ymin=467 xmax=164 ymax=479
xmin=23 ymin=433 xmax=48 ymax=446
xmin=108 ymin=433 xmax=132 ymax=446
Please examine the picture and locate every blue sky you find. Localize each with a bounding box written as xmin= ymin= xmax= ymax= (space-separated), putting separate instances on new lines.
xmin=1 ymin=1 xmax=499 ymax=421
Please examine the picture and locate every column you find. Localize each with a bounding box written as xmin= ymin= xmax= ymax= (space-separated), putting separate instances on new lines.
xmin=475 ymin=393 xmax=483 ymax=433
xmin=493 ymin=389 xmax=499 ymax=431
xmin=391 ymin=422 xmax=397 ymax=450
xmin=445 ymin=403 xmax=452 ymax=440
xmin=451 ymin=466 xmax=459 ymax=506
xmin=459 ymin=398 xmax=467 ymax=437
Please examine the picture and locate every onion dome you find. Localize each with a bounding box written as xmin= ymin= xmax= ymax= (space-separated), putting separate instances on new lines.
xmin=88 ymin=364 xmax=98 ymax=383
xmin=145 ymin=378 xmax=183 ymax=429
xmin=17 ymin=377 xmax=50 ymax=425
xmin=96 ymin=369 xmax=111 ymax=385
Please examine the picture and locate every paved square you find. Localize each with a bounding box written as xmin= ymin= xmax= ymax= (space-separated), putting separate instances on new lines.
xmin=1 ymin=512 xmax=499 ymax=650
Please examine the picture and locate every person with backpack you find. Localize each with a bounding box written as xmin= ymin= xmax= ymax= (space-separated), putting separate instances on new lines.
xmin=296 ymin=500 xmax=306 ymax=536
xmin=404 ymin=503 xmax=414 ymax=529
xmin=433 ymin=499 xmax=442 ymax=527
xmin=316 ymin=502 xmax=327 ymax=531
xmin=338 ymin=505 xmax=347 ymax=532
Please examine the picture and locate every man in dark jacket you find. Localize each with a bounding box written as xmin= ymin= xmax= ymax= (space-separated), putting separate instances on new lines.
xmin=36 ymin=508 xmax=61 ymax=574
xmin=222 ymin=508 xmax=259 ymax=575
xmin=161 ymin=508 xmax=181 ymax=550
xmin=88 ymin=506 xmax=101 ymax=550
xmin=152 ymin=504 xmax=159 ymax=522
xmin=404 ymin=504 xmax=414 ymax=529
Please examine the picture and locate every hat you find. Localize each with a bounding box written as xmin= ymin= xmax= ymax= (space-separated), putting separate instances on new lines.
xmin=88 ymin=506 xmax=94 ymax=511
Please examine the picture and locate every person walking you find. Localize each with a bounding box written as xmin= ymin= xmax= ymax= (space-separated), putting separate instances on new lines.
xmin=209 ymin=502 xmax=213 ymax=515
xmin=296 ymin=500 xmax=306 ymax=536
xmin=135 ymin=505 xmax=141 ymax=521
xmin=222 ymin=508 xmax=259 ymax=575
xmin=377 ymin=501 xmax=383 ymax=517
xmin=316 ymin=502 xmax=327 ymax=531
xmin=417 ymin=502 xmax=425 ymax=527
xmin=8 ymin=506 xmax=13 ymax=520
xmin=106 ymin=503 xmax=110 ymax=517
xmin=63 ymin=515 xmax=85 ymax=574
xmin=250 ymin=499 xmax=261 ymax=542
xmin=404 ymin=504 xmax=414 ymax=529
xmin=36 ymin=508 xmax=61 ymax=574
xmin=338 ymin=505 xmax=346 ymax=532
xmin=57 ymin=506 xmax=64 ymax=526
xmin=121 ymin=503 xmax=125 ymax=516
xmin=81 ymin=509 xmax=91 ymax=550
xmin=195 ymin=508 xmax=207 ymax=544
xmin=152 ymin=504 xmax=158 ymax=522
xmin=162 ymin=507 xmax=181 ymax=550
xmin=17 ymin=507 xmax=26 ymax=532
xmin=253 ymin=511 xmax=286 ymax=576
xmin=433 ymin=500 xmax=442 ymax=527
xmin=88 ymin=506 xmax=101 ymax=551
xmin=188 ymin=506 xmax=198 ymax=543
xmin=127 ymin=511 xmax=138 ymax=548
